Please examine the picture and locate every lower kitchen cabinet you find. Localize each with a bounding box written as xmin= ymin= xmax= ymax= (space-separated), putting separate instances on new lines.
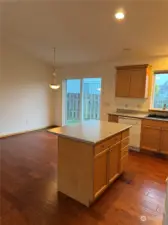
xmin=120 ymin=153 xmax=128 ymax=173
xmin=94 ymin=150 xmax=108 ymax=197
xmin=120 ymin=137 xmax=129 ymax=173
xmin=93 ymin=144 xmax=121 ymax=197
xmin=140 ymin=119 xmax=168 ymax=155
xmin=140 ymin=126 xmax=161 ymax=152
xmin=94 ymin=131 xmax=130 ymax=198
xmin=57 ymin=124 xmax=130 ymax=207
xmin=108 ymin=143 xmax=120 ymax=183
xmin=160 ymin=129 xmax=168 ymax=155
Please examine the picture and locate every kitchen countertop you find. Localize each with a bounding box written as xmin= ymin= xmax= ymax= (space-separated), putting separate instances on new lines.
xmin=109 ymin=112 xmax=168 ymax=121
xmin=48 ymin=120 xmax=131 ymax=144
xmin=109 ymin=112 xmax=148 ymax=119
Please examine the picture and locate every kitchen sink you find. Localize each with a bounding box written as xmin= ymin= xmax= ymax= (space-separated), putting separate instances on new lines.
xmin=146 ymin=114 xmax=168 ymax=120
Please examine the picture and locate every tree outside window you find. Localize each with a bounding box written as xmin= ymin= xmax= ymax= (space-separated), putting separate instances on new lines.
xmin=153 ymin=72 xmax=168 ymax=109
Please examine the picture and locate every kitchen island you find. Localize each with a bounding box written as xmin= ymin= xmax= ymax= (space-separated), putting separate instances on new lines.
xmin=49 ymin=120 xmax=131 ymax=206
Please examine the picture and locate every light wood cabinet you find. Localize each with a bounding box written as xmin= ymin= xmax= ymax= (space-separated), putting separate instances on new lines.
xmin=120 ymin=153 xmax=128 ymax=173
xmin=160 ymin=128 xmax=168 ymax=154
xmin=115 ymin=64 xmax=152 ymax=98
xmin=57 ymin=127 xmax=130 ymax=206
xmin=121 ymin=145 xmax=128 ymax=158
xmin=94 ymin=150 xmax=108 ymax=197
xmin=94 ymin=130 xmax=129 ymax=198
xmin=115 ymin=69 xmax=131 ymax=97
xmin=129 ymin=68 xmax=147 ymax=98
xmin=120 ymin=136 xmax=129 ymax=173
xmin=140 ymin=126 xmax=161 ymax=152
xmin=140 ymin=119 xmax=168 ymax=155
xmin=108 ymin=143 xmax=120 ymax=183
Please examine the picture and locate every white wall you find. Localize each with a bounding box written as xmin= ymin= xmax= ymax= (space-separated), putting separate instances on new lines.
xmin=0 ymin=42 xmax=54 ymax=137
xmin=54 ymin=56 xmax=168 ymax=126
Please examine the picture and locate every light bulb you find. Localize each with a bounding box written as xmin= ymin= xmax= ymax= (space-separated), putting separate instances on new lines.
xmin=49 ymin=84 xmax=60 ymax=90
xmin=115 ymin=12 xmax=125 ymax=20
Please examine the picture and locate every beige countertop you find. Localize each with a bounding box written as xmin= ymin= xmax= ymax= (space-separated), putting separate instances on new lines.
xmin=109 ymin=112 xmax=148 ymax=119
xmin=109 ymin=112 xmax=168 ymax=121
xmin=48 ymin=120 xmax=131 ymax=144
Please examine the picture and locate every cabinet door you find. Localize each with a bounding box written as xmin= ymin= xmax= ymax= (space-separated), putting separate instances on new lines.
xmin=115 ymin=70 xmax=131 ymax=97
xmin=160 ymin=129 xmax=168 ymax=155
xmin=94 ymin=150 xmax=108 ymax=197
xmin=129 ymin=69 xmax=147 ymax=98
xmin=141 ymin=126 xmax=161 ymax=152
xmin=108 ymin=143 xmax=120 ymax=183
xmin=120 ymin=153 xmax=128 ymax=173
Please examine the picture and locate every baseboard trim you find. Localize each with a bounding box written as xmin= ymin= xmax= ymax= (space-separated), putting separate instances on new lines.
xmin=0 ymin=125 xmax=57 ymax=139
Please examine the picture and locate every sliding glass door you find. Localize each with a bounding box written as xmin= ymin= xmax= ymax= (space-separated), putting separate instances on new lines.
xmin=65 ymin=78 xmax=101 ymax=125
xmin=82 ymin=78 xmax=101 ymax=121
xmin=65 ymin=79 xmax=81 ymax=125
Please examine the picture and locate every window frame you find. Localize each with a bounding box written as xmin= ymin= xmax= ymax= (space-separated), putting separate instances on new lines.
xmin=150 ymin=70 xmax=168 ymax=111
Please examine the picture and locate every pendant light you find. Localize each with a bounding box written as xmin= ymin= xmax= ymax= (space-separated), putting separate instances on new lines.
xmin=49 ymin=47 xmax=60 ymax=90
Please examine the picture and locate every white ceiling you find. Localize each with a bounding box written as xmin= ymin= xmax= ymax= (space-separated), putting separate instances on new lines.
xmin=1 ymin=0 xmax=168 ymax=65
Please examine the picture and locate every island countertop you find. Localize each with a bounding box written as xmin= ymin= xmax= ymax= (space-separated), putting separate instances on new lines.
xmin=48 ymin=120 xmax=131 ymax=144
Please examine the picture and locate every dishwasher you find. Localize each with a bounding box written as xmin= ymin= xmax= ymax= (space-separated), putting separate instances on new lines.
xmin=118 ymin=116 xmax=141 ymax=151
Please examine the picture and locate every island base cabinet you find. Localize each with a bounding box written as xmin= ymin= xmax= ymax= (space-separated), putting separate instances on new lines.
xmin=94 ymin=143 xmax=121 ymax=198
xmin=120 ymin=154 xmax=128 ymax=173
xmin=58 ymin=129 xmax=130 ymax=207
xmin=93 ymin=150 xmax=108 ymax=197
xmin=108 ymin=143 xmax=120 ymax=183
xmin=58 ymin=137 xmax=94 ymax=207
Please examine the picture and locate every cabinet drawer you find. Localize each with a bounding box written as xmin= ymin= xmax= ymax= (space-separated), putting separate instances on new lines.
xmin=109 ymin=133 xmax=121 ymax=146
xmin=121 ymin=137 xmax=129 ymax=149
xmin=94 ymin=142 xmax=109 ymax=156
xmin=142 ymin=119 xmax=163 ymax=128
xmin=121 ymin=145 xmax=128 ymax=158
xmin=94 ymin=134 xmax=121 ymax=156
xmin=122 ymin=129 xmax=129 ymax=139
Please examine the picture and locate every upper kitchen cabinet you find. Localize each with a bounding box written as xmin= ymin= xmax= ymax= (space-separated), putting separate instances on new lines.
xmin=115 ymin=69 xmax=131 ymax=97
xmin=115 ymin=64 xmax=152 ymax=98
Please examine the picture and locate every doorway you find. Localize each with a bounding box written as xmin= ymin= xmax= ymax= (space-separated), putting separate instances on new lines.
xmin=65 ymin=78 xmax=101 ymax=125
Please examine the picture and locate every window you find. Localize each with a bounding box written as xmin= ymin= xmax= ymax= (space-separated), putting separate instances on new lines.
xmin=64 ymin=78 xmax=101 ymax=125
xmin=152 ymin=71 xmax=168 ymax=109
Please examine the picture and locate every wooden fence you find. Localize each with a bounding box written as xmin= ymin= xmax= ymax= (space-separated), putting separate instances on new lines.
xmin=66 ymin=93 xmax=100 ymax=122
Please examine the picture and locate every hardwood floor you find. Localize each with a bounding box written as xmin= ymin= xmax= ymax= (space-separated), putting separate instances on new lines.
xmin=0 ymin=131 xmax=168 ymax=225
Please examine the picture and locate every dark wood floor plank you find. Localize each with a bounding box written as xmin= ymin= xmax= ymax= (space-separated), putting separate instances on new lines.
xmin=0 ymin=130 xmax=168 ymax=225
